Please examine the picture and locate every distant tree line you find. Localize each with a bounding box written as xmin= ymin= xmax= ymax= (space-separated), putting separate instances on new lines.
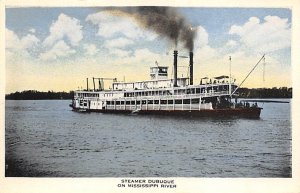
xmin=5 ymin=90 xmax=74 ymax=100
xmin=5 ymin=87 xmax=292 ymax=100
xmin=238 ymin=87 xmax=292 ymax=98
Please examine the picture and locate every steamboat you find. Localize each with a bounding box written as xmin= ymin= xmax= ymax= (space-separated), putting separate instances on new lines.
xmin=70 ymin=50 xmax=263 ymax=118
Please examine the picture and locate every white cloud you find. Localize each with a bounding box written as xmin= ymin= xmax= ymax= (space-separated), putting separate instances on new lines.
xmin=229 ymin=16 xmax=291 ymax=52
xmin=104 ymin=37 xmax=134 ymax=49
xmin=133 ymin=48 xmax=160 ymax=59
xmin=191 ymin=26 xmax=218 ymax=63
xmin=40 ymin=40 xmax=76 ymax=61
xmin=6 ymin=28 xmax=40 ymax=50
xmin=83 ymin=44 xmax=99 ymax=56
xmin=226 ymin=40 xmax=237 ymax=47
xmin=6 ymin=28 xmax=21 ymax=49
xmin=43 ymin=13 xmax=83 ymax=47
xmin=110 ymin=48 xmax=131 ymax=58
xmin=6 ymin=28 xmax=40 ymax=61
xmin=21 ymin=34 xmax=40 ymax=49
xmin=194 ymin=26 xmax=209 ymax=50
xmin=86 ymin=11 xmax=157 ymax=41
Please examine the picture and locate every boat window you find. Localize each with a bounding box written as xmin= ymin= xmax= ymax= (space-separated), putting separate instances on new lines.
xmin=126 ymin=101 xmax=130 ymax=105
xmin=161 ymin=100 xmax=167 ymax=104
xmin=192 ymin=98 xmax=200 ymax=104
xmin=131 ymin=101 xmax=135 ymax=105
xmin=175 ymin=100 xmax=182 ymax=104
xmin=183 ymin=99 xmax=190 ymax=104
xmin=168 ymin=100 xmax=174 ymax=104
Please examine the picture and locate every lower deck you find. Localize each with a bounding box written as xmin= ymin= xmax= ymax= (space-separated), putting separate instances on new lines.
xmin=73 ymin=96 xmax=228 ymax=111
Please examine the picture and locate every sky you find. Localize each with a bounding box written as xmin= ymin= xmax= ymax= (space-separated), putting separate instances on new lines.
xmin=5 ymin=7 xmax=291 ymax=93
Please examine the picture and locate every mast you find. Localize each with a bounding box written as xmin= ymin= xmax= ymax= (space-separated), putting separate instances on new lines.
xmin=86 ymin=78 xmax=89 ymax=91
xmin=93 ymin=77 xmax=95 ymax=91
xmin=229 ymin=56 xmax=232 ymax=97
xmin=263 ymin=57 xmax=266 ymax=82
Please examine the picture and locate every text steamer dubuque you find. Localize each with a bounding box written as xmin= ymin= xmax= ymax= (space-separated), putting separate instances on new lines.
xmin=70 ymin=50 xmax=263 ymax=118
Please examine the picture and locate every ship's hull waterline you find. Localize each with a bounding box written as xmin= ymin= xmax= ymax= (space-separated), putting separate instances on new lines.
xmin=72 ymin=107 xmax=262 ymax=119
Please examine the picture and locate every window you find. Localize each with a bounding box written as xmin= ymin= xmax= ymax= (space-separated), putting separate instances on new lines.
xmin=168 ymin=100 xmax=174 ymax=104
xmin=175 ymin=100 xmax=182 ymax=104
xmin=192 ymin=98 xmax=200 ymax=104
xmin=183 ymin=99 xmax=190 ymax=104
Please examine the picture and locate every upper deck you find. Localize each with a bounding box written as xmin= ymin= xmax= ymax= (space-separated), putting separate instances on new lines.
xmin=74 ymin=80 xmax=238 ymax=101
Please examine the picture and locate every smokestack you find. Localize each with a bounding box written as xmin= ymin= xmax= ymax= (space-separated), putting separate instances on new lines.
xmin=173 ymin=50 xmax=178 ymax=87
xmin=189 ymin=51 xmax=193 ymax=85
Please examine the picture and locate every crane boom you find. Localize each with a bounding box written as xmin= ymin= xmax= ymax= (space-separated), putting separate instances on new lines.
xmin=230 ymin=54 xmax=265 ymax=96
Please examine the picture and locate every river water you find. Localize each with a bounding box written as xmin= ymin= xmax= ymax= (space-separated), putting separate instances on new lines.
xmin=5 ymin=99 xmax=291 ymax=177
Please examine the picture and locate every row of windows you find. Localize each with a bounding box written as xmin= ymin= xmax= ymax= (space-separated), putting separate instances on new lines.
xmin=77 ymin=85 xmax=236 ymax=98
xmin=123 ymin=85 xmax=234 ymax=97
xmin=106 ymin=99 xmax=202 ymax=105
xmin=124 ymin=90 xmax=171 ymax=97
xmin=78 ymin=93 xmax=99 ymax=97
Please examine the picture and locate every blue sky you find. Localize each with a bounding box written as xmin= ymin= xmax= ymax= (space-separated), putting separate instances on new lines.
xmin=5 ymin=7 xmax=291 ymax=93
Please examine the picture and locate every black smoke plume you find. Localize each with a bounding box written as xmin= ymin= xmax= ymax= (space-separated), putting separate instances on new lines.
xmin=105 ymin=7 xmax=196 ymax=51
